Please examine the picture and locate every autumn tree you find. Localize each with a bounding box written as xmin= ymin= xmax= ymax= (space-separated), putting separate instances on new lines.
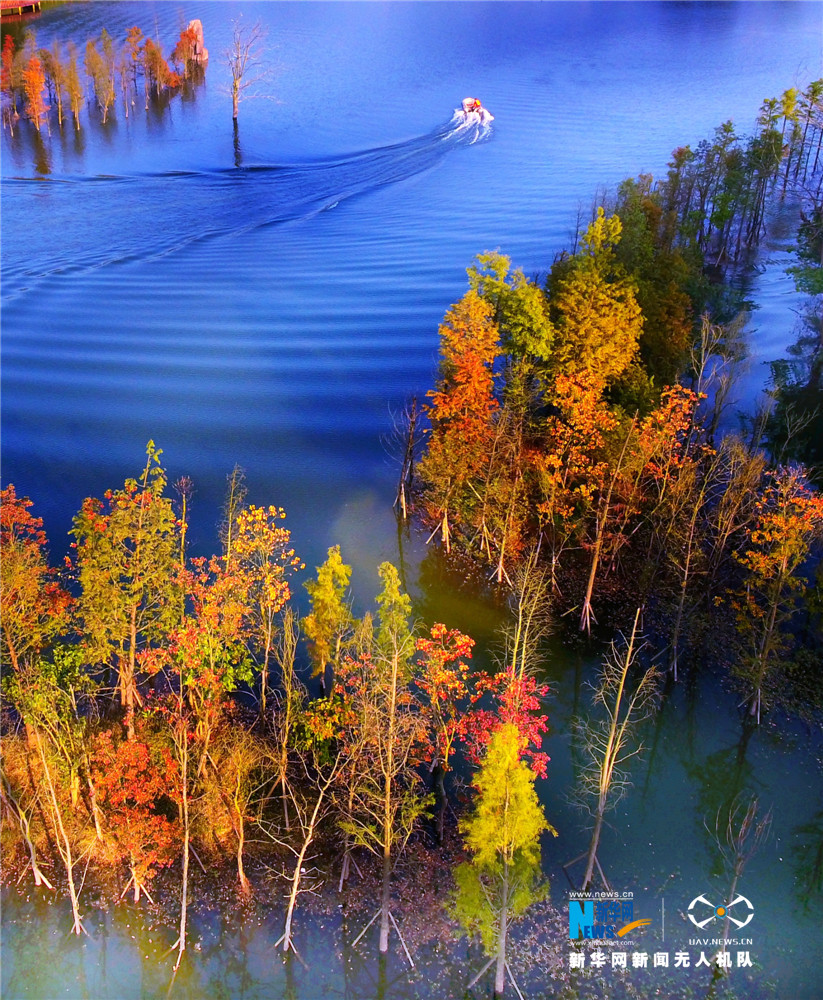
xmin=85 ymin=32 xmax=115 ymax=123
xmin=275 ymin=696 xmax=351 ymax=955
xmin=453 ymin=723 xmax=554 ymax=997
xmin=233 ymin=503 xmax=302 ymax=718
xmin=206 ymin=718 xmax=265 ymax=895
xmin=611 ymin=175 xmax=694 ymax=387
xmin=220 ymin=463 xmax=248 ymax=564
xmin=167 ymin=555 xmax=252 ymax=763
xmin=142 ymin=37 xmax=177 ymax=103
xmin=71 ymin=442 xmax=180 ymax=737
xmin=1 ymin=35 xmax=18 ymax=116
xmin=732 ymin=466 xmax=823 ymax=723
xmin=65 ymin=42 xmax=84 ymax=130
xmin=303 ymin=544 xmax=356 ymax=693
xmin=1 ymin=485 xmax=71 ymax=672
xmin=3 ymin=649 xmax=99 ymax=935
xmin=460 ymin=554 xmax=552 ymax=785
xmin=91 ymin=722 xmax=180 ymax=903
xmin=468 ymin=251 xmax=554 ymax=365
xmin=418 ymin=291 xmax=500 ymax=552
xmin=171 ymin=25 xmax=199 ymax=79
xmin=416 ymin=623 xmax=474 ymax=842
xmin=41 ymin=41 xmax=68 ymax=128
xmin=22 ymin=56 xmax=48 ymax=132
xmin=267 ymin=606 xmax=304 ymax=832
xmin=531 ymin=373 xmax=618 ymax=591
xmin=548 ymin=208 xmax=643 ymax=386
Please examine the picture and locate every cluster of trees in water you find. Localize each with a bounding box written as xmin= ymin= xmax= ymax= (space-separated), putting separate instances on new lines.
xmin=0 ymin=20 xmax=206 ymax=133
xmin=410 ymin=83 xmax=823 ymax=726
xmin=1 ymin=448 xmax=559 ymax=995
xmin=2 ymin=79 xmax=823 ymax=998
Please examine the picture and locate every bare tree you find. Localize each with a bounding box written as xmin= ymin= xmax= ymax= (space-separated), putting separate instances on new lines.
xmin=224 ymin=19 xmax=270 ymax=120
xmin=570 ymin=610 xmax=660 ymax=891
xmin=709 ymin=794 xmax=771 ymax=961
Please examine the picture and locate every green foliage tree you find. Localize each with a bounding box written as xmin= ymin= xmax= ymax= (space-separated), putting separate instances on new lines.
xmin=3 ymin=647 xmax=99 ymax=934
xmin=303 ymin=544 xmax=356 ymax=692
xmin=453 ymin=723 xmax=554 ymax=997
xmin=71 ymin=441 xmax=180 ymax=737
xmin=340 ymin=563 xmax=430 ymax=958
xmin=467 ymin=251 xmax=554 ymax=362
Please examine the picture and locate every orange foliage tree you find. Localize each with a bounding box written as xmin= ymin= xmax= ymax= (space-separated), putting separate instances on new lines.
xmin=22 ymin=55 xmax=48 ymax=131
xmin=2 ymin=35 xmax=18 ymax=114
xmin=171 ymin=26 xmax=198 ymax=78
xmin=418 ymin=290 xmax=500 ymax=552
xmin=732 ymin=466 xmax=823 ymax=722
xmin=1 ymin=485 xmax=71 ymax=671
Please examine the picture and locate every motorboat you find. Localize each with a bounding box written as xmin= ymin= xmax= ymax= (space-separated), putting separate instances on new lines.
xmin=461 ymin=97 xmax=494 ymax=124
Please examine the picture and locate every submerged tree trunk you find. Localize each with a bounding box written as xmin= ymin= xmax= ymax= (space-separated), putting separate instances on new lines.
xmin=378 ymin=848 xmax=392 ymax=954
xmin=582 ymin=805 xmax=605 ymax=892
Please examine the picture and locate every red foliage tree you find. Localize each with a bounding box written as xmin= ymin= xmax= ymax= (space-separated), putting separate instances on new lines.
xmin=461 ymin=667 xmax=550 ymax=779
xmin=171 ymin=26 xmax=198 ymax=78
xmin=1 ymin=35 xmax=16 ymax=111
xmin=91 ymin=724 xmax=180 ymax=902
xmin=416 ymin=623 xmax=474 ymax=840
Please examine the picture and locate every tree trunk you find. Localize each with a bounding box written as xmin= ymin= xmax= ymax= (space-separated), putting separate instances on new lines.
xmin=131 ymin=859 xmax=141 ymax=902
xmin=582 ymin=805 xmax=605 ymax=892
xmin=36 ymin=732 xmax=84 ymax=934
xmin=494 ymin=861 xmax=509 ymax=996
xmin=580 ymin=510 xmax=605 ymax=635
xmin=378 ymin=848 xmax=392 ymax=954
xmin=174 ymin=724 xmax=190 ymax=970
xmin=0 ymin=774 xmax=54 ymax=889
xmin=237 ymin=814 xmax=249 ymax=895
xmin=435 ymin=762 xmax=447 ymax=844
xmin=282 ymin=786 xmax=326 ymax=952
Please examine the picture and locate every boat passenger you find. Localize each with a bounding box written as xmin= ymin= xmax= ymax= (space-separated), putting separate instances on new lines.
xmin=462 ymin=97 xmax=483 ymax=117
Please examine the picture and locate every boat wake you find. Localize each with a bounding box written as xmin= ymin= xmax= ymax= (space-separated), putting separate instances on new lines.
xmin=2 ymin=115 xmax=492 ymax=301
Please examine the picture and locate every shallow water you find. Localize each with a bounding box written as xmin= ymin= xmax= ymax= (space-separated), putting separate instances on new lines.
xmin=2 ymin=2 xmax=823 ymax=998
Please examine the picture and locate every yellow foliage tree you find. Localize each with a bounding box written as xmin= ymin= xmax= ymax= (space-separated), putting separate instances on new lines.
xmin=550 ymin=208 xmax=643 ymax=386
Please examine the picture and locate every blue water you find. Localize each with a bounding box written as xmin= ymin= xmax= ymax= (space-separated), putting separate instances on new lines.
xmin=2 ymin=3 xmax=823 ymax=998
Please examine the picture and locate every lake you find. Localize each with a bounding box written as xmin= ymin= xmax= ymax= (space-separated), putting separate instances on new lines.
xmin=2 ymin=2 xmax=823 ymax=998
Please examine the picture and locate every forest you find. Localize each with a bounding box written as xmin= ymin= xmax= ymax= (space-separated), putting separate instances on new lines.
xmin=2 ymin=77 xmax=823 ymax=999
